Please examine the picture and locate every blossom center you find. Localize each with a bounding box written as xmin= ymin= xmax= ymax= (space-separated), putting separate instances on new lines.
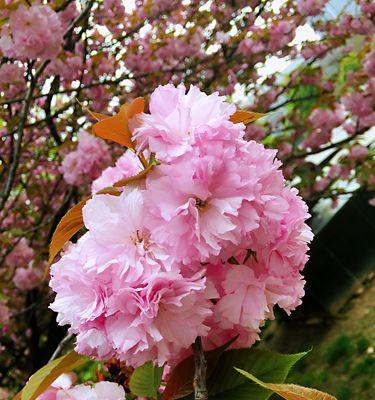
xmin=131 ymin=229 xmax=150 ymax=251
xmin=195 ymin=198 xmax=207 ymax=209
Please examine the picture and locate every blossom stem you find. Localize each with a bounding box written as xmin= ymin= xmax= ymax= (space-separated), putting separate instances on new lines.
xmin=192 ymin=337 xmax=208 ymax=400
xmin=138 ymin=152 xmax=149 ymax=169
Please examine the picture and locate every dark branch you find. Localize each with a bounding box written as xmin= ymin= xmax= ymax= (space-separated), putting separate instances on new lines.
xmin=192 ymin=337 xmax=208 ymax=400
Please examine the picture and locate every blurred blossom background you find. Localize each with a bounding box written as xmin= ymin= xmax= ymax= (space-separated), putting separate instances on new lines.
xmin=0 ymin=0 xmax=374 ymax=399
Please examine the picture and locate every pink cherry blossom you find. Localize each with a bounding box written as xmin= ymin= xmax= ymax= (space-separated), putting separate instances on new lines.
xmin=83 ymin=188 xmax=172 ymax=273
xmin=37 ymin=373 xmax=77 ymax=400
xmin=45 ymin=56 xmax=83 ymax=82
xmin=343 ymin=92 xmax=373 ymax=118
xmin=13 ymin=263 xmax=43 ymax=291
xmin=5 ymin=238 xmax=34 ymax=268
xmin=237 ymin=38 xmax=265 ymax=57
xmin=60 ymin=131 xmax=111 ymax=186
xmin=134 ymin=84 xmax=236 ymax=162
xmin=92 ymin=151 xmax=142 ymax=193
xmin=302 ymin=107 xmax=344 ymax=148
xmin=105 ymin=269 xmax=212 ymax=367
xmin=0 ymin=4 xmax=63 ymax=60
xmin=58 ymin=2 xmax=78 ymax=31
xmin=144 ymin=140 xmax=261 ymax=264
xmin=360 ymin=0 xmax=375 ymax=16
xmin=55 ymin=382 xmax=125 ymax=400
xmin=244 ymin=124 xmax=266 ymax=142
xmin=0 ymin=63 xmax=24 ymax=84
xmin=348 ymin=144 xmax=369 ymax=159
xmin=308 ymin=108 xmax=343 ymax=131
xmin=50 ymin=233 xmax=212 ymax=366
xmin=50 ymin=84 xmax=313 ymax=368
xmin=37 ymin=380 xmax=124 ymax=400
xmin=214 ymin=265 xmax=270 ymax=331
xmin=301 ymin=43 xmax=328 ymax=60
xmin=297 ymin=0 xmax=328 ymax=16
xmin=268 ymin=21 xmax=295 ymax=53
xmin=314 ymin=177 xmax=330 ymax=192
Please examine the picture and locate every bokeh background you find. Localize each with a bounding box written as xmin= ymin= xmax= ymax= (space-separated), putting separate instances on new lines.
xmin=0 ymin=1 xmax=374 ymax=398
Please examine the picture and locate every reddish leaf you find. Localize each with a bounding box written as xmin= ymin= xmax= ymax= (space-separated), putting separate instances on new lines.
xmin=87 ymin=110 xmax=109 ymax=121
xmin=230 ymin=110 xmax=265 ymax=124
xmin=92 ymin=97 xmax=145 ymax=148
xmin=162 ymin=355 xmax=195 ymax=400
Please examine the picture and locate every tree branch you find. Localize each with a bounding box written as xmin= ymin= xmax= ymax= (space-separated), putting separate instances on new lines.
xmin=48 ymin=334 xmax=74 ymax=362
xmin=0 ymin=60 xmax=49 ymax=212
xmin=192 ymin=337 xmax=208 ymax=400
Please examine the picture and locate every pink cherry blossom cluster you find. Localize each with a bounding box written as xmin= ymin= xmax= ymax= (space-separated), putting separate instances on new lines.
xmin=37 ymin=373 xmax=125 ymax=400
xmin=0 ymin=63 xmax=25 ymax=98
xmin=297 ymin=0 xmax=328 ymax=16
xmin=13 ymin=263 xmax=43 ymax=291
xmin=5 ymin=238 xmax=34 ymax=269
xmin=92 ymin=151 xmax=143 ymax=193
xmin=302 ymin=107 xmax=344 ymax=149
xmin=49 ymin=85 xmax=313 ymax=368
xmin=343 ymin=91 xmax=375 ymax=128
xmin=0 ymin=4 xmax=63 ymax=60
xmin=60 ymin=131 xmax=112 ymax=186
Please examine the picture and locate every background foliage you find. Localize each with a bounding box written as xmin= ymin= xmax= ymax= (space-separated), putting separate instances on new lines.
xmin=0 ymin=0 xmax=374 ymax=398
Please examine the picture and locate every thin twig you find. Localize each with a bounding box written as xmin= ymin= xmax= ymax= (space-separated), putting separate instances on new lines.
xmin=49 ymin=334 xmax=74 ymax=362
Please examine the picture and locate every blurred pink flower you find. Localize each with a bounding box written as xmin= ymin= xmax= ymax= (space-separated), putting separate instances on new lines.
xmin=60 ymin=131 xmax=111 ymax=186
xmin=0 ymin=63 xmax=24 ymax=84
xmin=348 ymin=144 xmax=369 ymax=160
xmin=297 ymin=0 xmax=328 ymax=16
xmin=5 ymin=238 xmax=34 ymax=268
xmin=244 ymin=124 xmax=266 ymax=142
xmin=13 ymin=263 xmax=42 ymax=291
xmin=0 ymin=4 xmax=62 ymax=60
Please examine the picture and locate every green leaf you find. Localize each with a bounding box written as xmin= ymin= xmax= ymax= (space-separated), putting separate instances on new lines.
xmin=20 ymin=351 xmax=89 ymax=400
xmin=206 ymin=348 xmax=308 ymax=400
xmin=129 ymin=361 xmax=163 ymax=399
xmin=285 ymin=83 xmax=319 ymax=119
xmin=336 ymin=52 xmax=361 ymax=95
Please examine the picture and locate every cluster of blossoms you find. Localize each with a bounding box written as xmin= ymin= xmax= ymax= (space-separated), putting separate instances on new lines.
xmin=49 ymin=85 xmax=313 ymax=368
xmin=37 ymin=373 xmax=125 ymax=400
xmin=297 ymin=0 xmax=328 ymax=16
xmin=0 ymin=4 xmax=63 ymax=60
xmin=4 ymin=238 xmax=42 ymax=291
xmin=60 ymin=131 xmax=111 ymax=186
xmin=5 ymin=238 xmax=34 ymax=269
